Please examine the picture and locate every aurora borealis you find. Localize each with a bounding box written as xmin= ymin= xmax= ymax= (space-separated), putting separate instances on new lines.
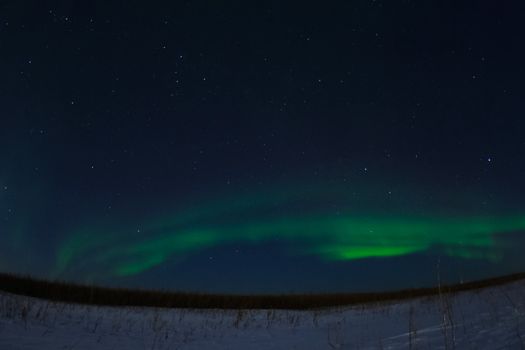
xmin=47 ymin=183 xmax=525 ymax=291
xmin=57 ymin=208 xmax=525 ymax=278
xmin=2 ymin=1 xmax=525 ymax=293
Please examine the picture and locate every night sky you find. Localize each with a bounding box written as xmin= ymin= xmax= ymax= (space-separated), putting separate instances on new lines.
xmin=1 ymin=1 xmax=525 ymax=294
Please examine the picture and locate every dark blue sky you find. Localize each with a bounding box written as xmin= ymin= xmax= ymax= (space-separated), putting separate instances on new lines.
xmin=1 ymin=0 xmax=525 ymax=293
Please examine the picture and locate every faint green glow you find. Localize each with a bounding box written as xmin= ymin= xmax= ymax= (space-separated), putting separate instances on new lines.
xmin=313 ymin=245 xmax=424 ymax=260
xmin=114 ymin=252 xmax=166 ymax=276
xmin=55 ymin=208 xmax=525 ymax=277
xmin=112 ymin=230 xmax=217 ymax=276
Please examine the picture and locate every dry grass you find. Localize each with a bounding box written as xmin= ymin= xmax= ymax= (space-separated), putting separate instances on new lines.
xmin=0 ymin=272 xmax=524 ymax=310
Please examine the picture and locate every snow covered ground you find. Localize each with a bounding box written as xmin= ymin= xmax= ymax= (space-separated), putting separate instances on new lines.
xmin=1 ymin=280 xmax=525 ymax=349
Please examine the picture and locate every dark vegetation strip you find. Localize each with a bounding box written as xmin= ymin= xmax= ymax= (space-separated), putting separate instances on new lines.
xmin=1 ymin=272 xmax=525 ymax=310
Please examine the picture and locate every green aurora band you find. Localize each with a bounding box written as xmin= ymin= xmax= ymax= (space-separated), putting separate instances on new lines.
xmin=55 ymin=210 xmax=525 ymax=278
xmin=51 ymin=183 xmax=525 ymax=279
